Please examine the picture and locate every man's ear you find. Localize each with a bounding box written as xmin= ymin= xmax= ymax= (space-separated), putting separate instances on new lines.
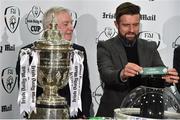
xmin=114 ymin=21 xmax=118 ymax=29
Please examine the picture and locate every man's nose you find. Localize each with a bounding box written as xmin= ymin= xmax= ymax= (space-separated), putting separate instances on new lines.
xmin=129 ymin=25 xmax=135 ymax=32
xmin=69 ymin=23 xmax=74 ymax=30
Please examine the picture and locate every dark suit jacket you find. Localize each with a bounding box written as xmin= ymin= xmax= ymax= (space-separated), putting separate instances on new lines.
xmin=173 ymin=46 xmax=180 ymax=93
xmin=96 ymin=35 xmax=164 ymax=117
xmin=16 ymin=42 xmax=92 ymax=118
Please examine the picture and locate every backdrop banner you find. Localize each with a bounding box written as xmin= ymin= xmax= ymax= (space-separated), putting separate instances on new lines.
xmin=0 ymin=0 xmax=180 ymax=118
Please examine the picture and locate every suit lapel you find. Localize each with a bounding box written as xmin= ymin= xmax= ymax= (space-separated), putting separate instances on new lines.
xmin=112 ymin=37 xmax=147 ymax=67
xmin=138 ymin=39 xmax=145 ymax=66
xmin=113 ymin=36 xmax=127 ymax=67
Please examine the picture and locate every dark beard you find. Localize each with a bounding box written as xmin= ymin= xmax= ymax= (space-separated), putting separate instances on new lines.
xmin=118 ymin=32 xmax=138 ymax=44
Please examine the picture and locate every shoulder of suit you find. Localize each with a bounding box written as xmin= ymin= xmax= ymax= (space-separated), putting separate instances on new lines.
xmin=21 ymin=43 xmax=34 ymax=49
xmin=138 ymin=38 xmax=158 ymax=50
xmin=176 ymin=46 xmax=180 ymax=50
xmin=98 ymin=36 xmax=116 ymax=46
xmin=139 ymin=38 xmax=157 ymax=46
xmin=72 ymin=43 xmax=85 ymax=51
xmin=174 ymin=46 xmax=180 ymax=53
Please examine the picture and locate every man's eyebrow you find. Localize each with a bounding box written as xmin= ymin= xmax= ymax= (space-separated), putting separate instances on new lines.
xmin=63 ymin=21 xmax=71 ymax=23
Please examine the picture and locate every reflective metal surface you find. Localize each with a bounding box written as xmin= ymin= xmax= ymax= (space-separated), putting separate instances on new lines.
xmin=114 ymin=86 xmax=180 ymax=119
xmin=114 ymin=108 xmax=180 ymax=119
xmin=30 ymin=15 xmax=72 ymax=119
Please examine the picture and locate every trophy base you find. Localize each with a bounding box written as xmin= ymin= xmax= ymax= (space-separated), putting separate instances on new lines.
xmin=30 ymin=104 xmax=69 ymax=119
xmin=30 ymin=96 xmax=69 ymax=119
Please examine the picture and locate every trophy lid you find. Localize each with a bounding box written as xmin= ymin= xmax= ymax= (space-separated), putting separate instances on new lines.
xmin=42 ymin=13 xmax=62 ymax=42
xmin=33 ymin=13 xmax=72 ymax=50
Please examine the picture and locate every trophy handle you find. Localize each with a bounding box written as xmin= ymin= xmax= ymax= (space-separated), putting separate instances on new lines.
xmin=59 ymin=70 xmax=69 ymax=89
xmin=37 ymin=69 xmax=44 ymax=88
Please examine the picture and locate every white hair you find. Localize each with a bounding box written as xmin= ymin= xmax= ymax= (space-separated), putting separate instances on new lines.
xmin=42 ymin=6 xmax=70 ymax=30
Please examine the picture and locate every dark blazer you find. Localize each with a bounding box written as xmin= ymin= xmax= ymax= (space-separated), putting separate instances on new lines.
xmin=16 ymin=43 xmax=92 ymax=118
xmin=173 ymin=46 xmax=180 ymax=93
xmin=96 ymin=35 xmax=164 ymax=117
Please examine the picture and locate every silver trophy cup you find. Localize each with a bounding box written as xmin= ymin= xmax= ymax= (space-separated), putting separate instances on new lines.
xmin=30 ymin=15 xmax=73 ymax=119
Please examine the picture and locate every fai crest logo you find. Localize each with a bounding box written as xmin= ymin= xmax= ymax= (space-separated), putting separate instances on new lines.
xmin=4 ymin=6 xmax=20 ymax=33
xmin=92 ymin=83 xmax=103 ymax=104
xmin=138 ymin=31 xmax=167 ymax=50
xmin=96 ymin=27 xmax=117 ymax=43
xmin=1 ymin=67 xmax=17 ymax=94
xmin=25 ymin=6 xmax=43 ymax=35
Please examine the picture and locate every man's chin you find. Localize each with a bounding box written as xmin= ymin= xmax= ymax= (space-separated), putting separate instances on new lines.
xmin=65 ymin=39 xmax=71 ymax=41
xmin=64 ymin=36 xmax=72 ymax=41
xmin=126 ymin=37 xmax=136 ymax=41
